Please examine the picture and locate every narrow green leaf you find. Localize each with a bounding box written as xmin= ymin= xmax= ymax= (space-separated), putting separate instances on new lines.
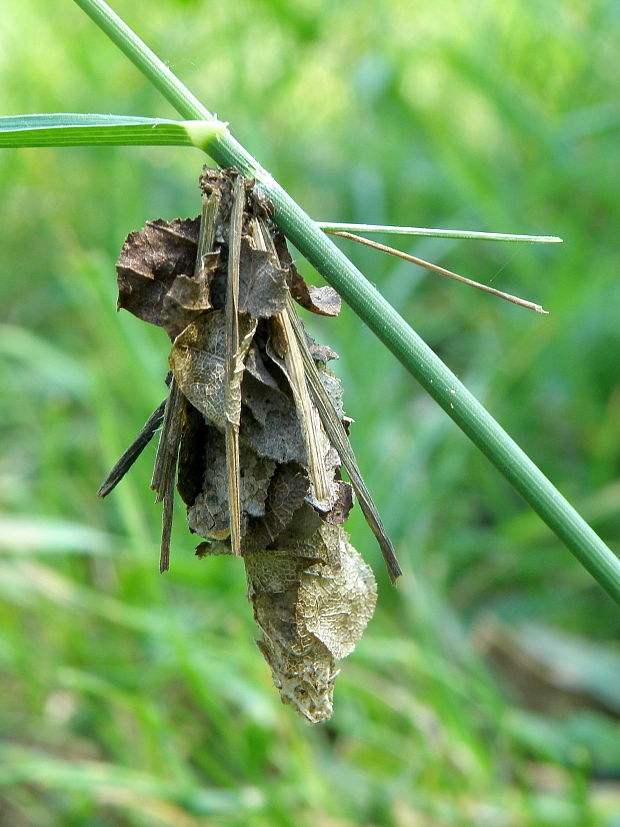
xmin=318 ymin=222 xmax=562 ymax=244
xmin=0 ymin=113 xmax=227 ymax=149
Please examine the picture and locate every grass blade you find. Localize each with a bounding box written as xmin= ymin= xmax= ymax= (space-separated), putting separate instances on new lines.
xmin=150 ymin=380 xmax=184 ymax=572
xmin=224 ymin=175 xmax=246 ymax=558
xmin=320 ymin=222 xmax=563 ymax=244
xmin=0 ymin=114 xmax=227 ymax=149
xmin=252 ymin=218 xmax=331 ymax=505
xmin=332 ymin=231 xmax=547 ymax=313
xmin=285 ymin=296 xmax=402 ymax=584
xmin=97 ymin=399 xmax=166 ymax=498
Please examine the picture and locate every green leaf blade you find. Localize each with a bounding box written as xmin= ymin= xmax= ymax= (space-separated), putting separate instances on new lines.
xmin=318 ymin=222 xmax=563 ymax=244
xmin=0 ymin=114 xmax=227 ymax=149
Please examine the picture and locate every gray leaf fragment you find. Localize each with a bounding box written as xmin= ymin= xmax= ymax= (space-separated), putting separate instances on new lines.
xmin=301 ymin=536 xmax=377 ymax=659
xmin=244 ymin=524 xmax=376 ymax=723
xmin=187 ymin=423 xmax=276 ymax=541
xmin=238 ymin=238 xmax=290 ymax=319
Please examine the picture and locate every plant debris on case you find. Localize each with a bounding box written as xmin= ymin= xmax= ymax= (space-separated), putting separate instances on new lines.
xmin=99 ymin=167 xmax=401 ymax=722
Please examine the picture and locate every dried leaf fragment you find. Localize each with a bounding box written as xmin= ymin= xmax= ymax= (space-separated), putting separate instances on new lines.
xmin=275 ymin=232 xmax=342 ymax=317
xmin=225 ymin=174 xmax=248 ymax=556
xmin=245 ymin=525 xmax=376 ymax=722
xmin=117 ymin=217 xmax=208 ymax=338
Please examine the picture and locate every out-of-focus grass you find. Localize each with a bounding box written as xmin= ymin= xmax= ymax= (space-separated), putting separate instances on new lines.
xmin=1 ymin=0 xmax=620 ymax=824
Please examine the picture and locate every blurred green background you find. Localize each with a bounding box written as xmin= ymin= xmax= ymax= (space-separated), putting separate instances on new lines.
xmin=2 ymin=0 xmax=620 ymax=824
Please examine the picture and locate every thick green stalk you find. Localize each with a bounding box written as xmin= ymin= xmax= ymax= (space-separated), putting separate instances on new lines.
xmin=73 ymin=0 xmax=620 ymax=603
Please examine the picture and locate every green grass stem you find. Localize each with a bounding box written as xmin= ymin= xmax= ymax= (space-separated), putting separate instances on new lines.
xmin=72 ymin=0 xmax=620 ymax=604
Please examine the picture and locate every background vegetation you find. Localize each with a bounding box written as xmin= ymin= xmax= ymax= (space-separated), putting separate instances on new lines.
xmin=1 ymin=0 xmax=620 ymax=824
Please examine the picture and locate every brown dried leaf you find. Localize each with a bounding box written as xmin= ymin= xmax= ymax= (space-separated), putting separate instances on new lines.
xmin=274 ymin=231 xmax=341 ymax=317
xmin=117 ymin=217 xmax=218 ymax=338
xmin=323 ymin=480 xmax=354 ymax=526
xmin=169 ymin=310 xmax=259 ymax=431
xmin=169 ymin=312 xmax=227 ymax=427
xmin=308 ymin=341 xmax=339 ymax=363
xmin=296 ymin=283 xmax=342 ymax=317
xmin=238 ymin=238 xmax=289 ymax=319
xmin=160 ymin=257 xmax=217 ymax=337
